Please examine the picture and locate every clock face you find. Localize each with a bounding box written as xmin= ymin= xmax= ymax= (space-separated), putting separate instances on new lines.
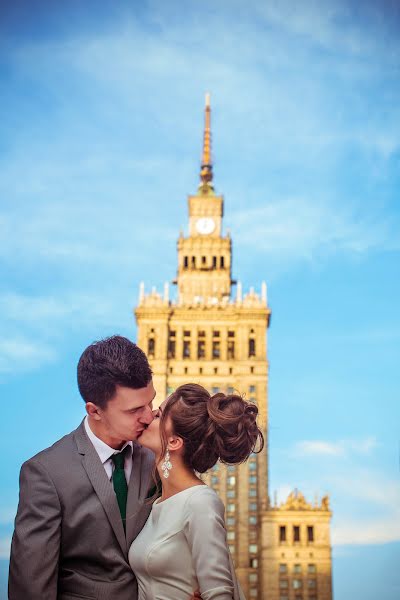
xmin=196 ymin=217 xmax=215 ymax=235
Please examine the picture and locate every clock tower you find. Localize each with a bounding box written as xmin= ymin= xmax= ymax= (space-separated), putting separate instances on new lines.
xmin=134 ymin=95 xmax=333 ymax=600
xmin=177 ymin=93 xmax=232 ymax=305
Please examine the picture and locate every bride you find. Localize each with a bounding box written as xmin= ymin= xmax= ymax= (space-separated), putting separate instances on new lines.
xmin=129 ymin=383 xmax=263 ymax=600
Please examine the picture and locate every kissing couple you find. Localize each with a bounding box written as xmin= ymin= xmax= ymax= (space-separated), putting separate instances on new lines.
xmin=9 ymin=335 xmax=263 ymax=600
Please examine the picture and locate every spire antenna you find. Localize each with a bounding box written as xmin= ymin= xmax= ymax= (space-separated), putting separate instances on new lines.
xmin=199 ymin=92 xmax=213 ymax=190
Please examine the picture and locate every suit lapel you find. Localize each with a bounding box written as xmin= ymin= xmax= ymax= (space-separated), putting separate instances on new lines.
xmin=126 ymin=444 xmax=155 ymax=548
xmin=74 ymin=421 xmax=127 ymax=557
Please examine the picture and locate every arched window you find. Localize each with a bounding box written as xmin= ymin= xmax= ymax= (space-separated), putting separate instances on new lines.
xmin=148 ymin=337 xmax=155 ymax=358
xmin=249 ymin=338 xmax=256 ymax=357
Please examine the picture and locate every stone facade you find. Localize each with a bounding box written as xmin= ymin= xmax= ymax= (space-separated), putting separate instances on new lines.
xmin=134 ymin=96 xmax=332 ymax=600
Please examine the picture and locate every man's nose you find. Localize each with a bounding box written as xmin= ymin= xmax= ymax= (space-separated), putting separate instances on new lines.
xmin=141 ymin=405 xmax=154 ymax=424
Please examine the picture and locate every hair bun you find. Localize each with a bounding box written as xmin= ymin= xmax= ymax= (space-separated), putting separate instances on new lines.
xmin=160 ymin=384 xmax=264 ymax=474
xmin=206 ymin=393 xmax=263 ymax=465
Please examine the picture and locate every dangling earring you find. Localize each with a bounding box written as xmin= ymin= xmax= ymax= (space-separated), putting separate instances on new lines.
xmin=161 ymin=448 xmax=172 ymax=479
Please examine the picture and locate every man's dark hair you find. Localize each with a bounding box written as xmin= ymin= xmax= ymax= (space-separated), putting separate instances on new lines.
xmin=77 ymin=335 xmax=152 ymax=408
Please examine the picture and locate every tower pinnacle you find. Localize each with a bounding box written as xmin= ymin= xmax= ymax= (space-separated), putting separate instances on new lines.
xmin=199 ymin=92 xmax=213 ymax=190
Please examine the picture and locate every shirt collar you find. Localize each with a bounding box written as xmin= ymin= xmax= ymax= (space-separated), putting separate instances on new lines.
xmin=84 ymin=416 xmax=133 ymax=465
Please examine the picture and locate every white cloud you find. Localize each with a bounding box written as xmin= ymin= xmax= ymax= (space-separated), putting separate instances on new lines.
xmin=230 ymin=197 xmax=398 ymax=264
xmin=0 ymin=337 xmax=56 ymax=374
xmin=294 ymin=436 xmax=378 ymax=458
xmin=331 ymin=473 xmax=400 ymax=545
xmin=333 ymin=517 xmax=400 ymax=546
xmin=296 ymin=440 xmax=345 ymax=457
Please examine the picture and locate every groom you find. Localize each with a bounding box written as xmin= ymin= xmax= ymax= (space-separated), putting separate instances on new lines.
xmin=9 ymin=336 xmax=161 ymax=599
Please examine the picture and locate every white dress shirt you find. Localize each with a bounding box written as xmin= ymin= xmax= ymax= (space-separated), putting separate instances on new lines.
xmin=84 ymin=416 xmax=133 ymax=483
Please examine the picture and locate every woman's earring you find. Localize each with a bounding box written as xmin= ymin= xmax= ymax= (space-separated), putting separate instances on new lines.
xmin=161 ymin=448 xmax=172 ymax=479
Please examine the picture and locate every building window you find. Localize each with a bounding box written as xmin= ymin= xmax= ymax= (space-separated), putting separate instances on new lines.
xmin=184 ymin=367 xmax=188 ymax=374
xmin=249 ymin=462 xmax=257 ymax=471
xmin=229 ymin=544 xmax=235 ymax=554
xmin=226 ymin=517 xmax=235 ymax=526
xmin=279 ymin=580 xmax=288 ymax=589
xmin=227 ymin=386 xmax=234 ymax=394
xmin=293 ymin=579 xmax=302 ymax=589
xmin=212 ymin=341 xmax=220 ymax=358
xmin=183 ymin=340 xmax=191 ymax=358
xmin=227 ymin=465 xmax=235 ymax=472
xmin=249 ymin=573 xmax=258 ymax=583
xmin=249 ymin=529 xmax=257 ymax=539
xmin=249 ymin=503 xmax=257 ymax=511
xmin=249 ymin=590 xmax=257 ymax=598
xmin=279 ymin=564 xmax=287 ymax=574
xmin=249 ymin=544 xmax=258 ymax=554
xmin=198 ymin=330 xmax=206 ymax=337
xmin=249 ymin=475 xmax=257 ymax=484
xmin=279 ymin=526 xmax=287 ymax=543
xmin=227 ymin=490 xmax=235 ymax=498
xmin=229 ymin=367 xmax=233 ymax=374
xmin=249 ymin=338 xmax=256 ymax=357
xmin=227 ymin=531 xmax=235 ymax=541
xmin=191 ymin=256 xmax=196 ymax=268
xmin=212 ymin=256 xmax=217 ymax=268
xmin=220 ymin=256 xmax=225 ymax=268
xmin=183 ymin=256 xmax=188 ymax=268
xmin=169 ymin=367 xmax=173 ymax=374
xmin=227 ymin=504 xmax=235 ymax=513
xmin=307 ymin=526 xmax=314 ymax=543
xmin=249 ymin=489 xmax=257 ymax=497
xmin=250 ymin=558 xmax=258 ymax=568
xmin=199 ymin=367 xmax=203 ymax=374
xmin=308 ymin=579 xmax=317 ymax=589
xmin=227 ymin=476 xmax=236 ymax=486
xmin=202 ymin=255 xmax=206 ymax=265
xmin=308 ymin=564 xmax=316 ymax=574
xmin=249 ymin=516 xmax=257 ymax=525
xmin=213 ymin=330 xmax=220 ymax=337
xmin=249 ymin=385 xmax=256 ymax=393
xmin=148 ymin=337 xmax=155 ymax=358
xmin=293 ymin=526 xmax=300 ymax=543
xmin=250 ymin=366 xmax=254 ymax=373
xmin=214 ymin=367 xmax=218 ymax=374
xmin=227 ymin=339 xmax=235 ymax=359
xmin=293 ymin=564 xmax=301 ymax=574
xmin=212 ymin=386 xmax=220 ymax=394
xmin=279 ymin=596 xmax=289 ymax=600
xmin=168 ymin=338 xmax=175 ymax=358
xmin=211 ymin=476 xmax=218 ymax=485
xmin=197 ymin=340 xmax=205 ymax=359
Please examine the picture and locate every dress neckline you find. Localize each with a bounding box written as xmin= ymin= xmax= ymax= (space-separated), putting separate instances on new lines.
xmin=154 ymin=483 xmax=207 ymax=507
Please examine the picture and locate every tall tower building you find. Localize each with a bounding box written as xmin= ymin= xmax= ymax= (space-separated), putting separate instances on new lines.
xmin=135 ymin=96 xmax=333 ymax=600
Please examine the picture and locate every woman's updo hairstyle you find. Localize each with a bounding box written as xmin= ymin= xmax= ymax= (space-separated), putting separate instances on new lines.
xmin=159 ymin=383 xmax=264 ymax=473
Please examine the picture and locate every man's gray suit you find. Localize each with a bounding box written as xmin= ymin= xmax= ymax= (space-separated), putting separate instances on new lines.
xmin=8 ymin=421 xmax=155 ymax=600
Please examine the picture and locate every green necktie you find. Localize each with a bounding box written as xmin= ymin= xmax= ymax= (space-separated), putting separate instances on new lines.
xmin=111 ymin=448 xmax=129 ymax=529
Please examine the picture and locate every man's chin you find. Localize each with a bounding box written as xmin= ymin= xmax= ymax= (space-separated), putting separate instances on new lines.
xmin=136 ymin=429 xmax=147 ymax=443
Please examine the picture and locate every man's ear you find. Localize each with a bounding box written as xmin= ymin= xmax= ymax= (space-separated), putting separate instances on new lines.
xmin=86 ymin=402 xmax=102 ymax=421
xmin=168 ymin=436 xmax=184 ymax=452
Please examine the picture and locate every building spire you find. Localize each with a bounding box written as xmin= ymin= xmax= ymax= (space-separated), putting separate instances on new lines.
xmin=199 ymin=92 xmax=213 ymax=191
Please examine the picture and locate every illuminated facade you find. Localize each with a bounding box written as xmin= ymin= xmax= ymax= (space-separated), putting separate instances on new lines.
xmin=135 ymin=96 xmax=332 ymax=600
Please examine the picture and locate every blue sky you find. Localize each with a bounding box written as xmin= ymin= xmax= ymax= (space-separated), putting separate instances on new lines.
xmin=1 ymin=0 xmax=399 ymax=598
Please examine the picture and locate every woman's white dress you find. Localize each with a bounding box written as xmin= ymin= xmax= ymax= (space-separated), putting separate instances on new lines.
xmin=129 ymin=485 xmax=243 ymax=600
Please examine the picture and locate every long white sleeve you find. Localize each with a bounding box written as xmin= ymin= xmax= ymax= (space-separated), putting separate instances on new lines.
xmin=184 ymin=488 xmax=235 ymax=600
